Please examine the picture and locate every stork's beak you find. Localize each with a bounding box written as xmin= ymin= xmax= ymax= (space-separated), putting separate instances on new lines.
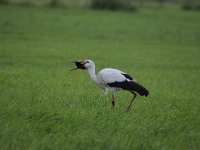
xmin=70 ymin=67 xmax=79 ymax=71
xmin=69 ymin=61 xmax=78 ymax=71
xmin=70 ymin=60 xmax=86 ymax=71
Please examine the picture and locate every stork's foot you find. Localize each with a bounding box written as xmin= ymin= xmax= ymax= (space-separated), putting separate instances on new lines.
xmin=112 ymin=100 xmax=115 ymax=109
xmin=112 ymin=94 xmax=115 ymax=109
xmin=126 ymin=92 xmax=137 ymax=111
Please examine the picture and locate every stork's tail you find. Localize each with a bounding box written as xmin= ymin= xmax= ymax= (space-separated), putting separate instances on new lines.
xmin=129 ymin=81 xmax=149 ymax=97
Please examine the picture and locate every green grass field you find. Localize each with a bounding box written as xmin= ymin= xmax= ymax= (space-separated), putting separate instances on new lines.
xmin=0 ymin=5 xmax=200 ymax=150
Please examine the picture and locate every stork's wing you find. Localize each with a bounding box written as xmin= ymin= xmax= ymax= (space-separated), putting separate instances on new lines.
xmin=97 ymin=68 xmax=148 ymax=96
xmin=97 ymin=68 xmax=134 ymax=85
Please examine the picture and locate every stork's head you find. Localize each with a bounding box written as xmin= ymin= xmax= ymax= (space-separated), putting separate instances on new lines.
xmin=70 ymin=59 xmax=95 ymax=71
xmin=84 ymin=60 xmax=95 ymax=70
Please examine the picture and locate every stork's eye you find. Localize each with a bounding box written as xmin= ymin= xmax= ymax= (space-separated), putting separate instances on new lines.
xmin=85 ymin=61 xmax=89 ymax=63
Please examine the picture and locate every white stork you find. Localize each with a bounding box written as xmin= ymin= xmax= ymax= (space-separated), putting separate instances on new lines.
xmin=71 ymin=59 xmax=149 ymax=111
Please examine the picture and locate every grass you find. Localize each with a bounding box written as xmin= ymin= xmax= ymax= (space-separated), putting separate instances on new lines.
xmin=0 ymin=5 xmax=200 ymax=150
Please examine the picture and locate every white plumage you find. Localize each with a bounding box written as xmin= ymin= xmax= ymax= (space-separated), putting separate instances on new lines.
xmin=72 ymin=59 xmax=149 ymax=111
xmin=98 ymin=68 xmax=131 ymax=84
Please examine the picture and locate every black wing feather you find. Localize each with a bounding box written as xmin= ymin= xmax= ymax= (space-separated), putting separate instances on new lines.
xmin=121 ymin=73 xmax=133 ymax=80
xmin=108 ymin=80 xmax=149 ymax=97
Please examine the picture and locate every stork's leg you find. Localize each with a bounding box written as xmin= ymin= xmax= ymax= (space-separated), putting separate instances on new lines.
xmin=112 ymin=94 xmax=115 ymax=109
xmin=126 ymin=92 xmax=137 ymax=111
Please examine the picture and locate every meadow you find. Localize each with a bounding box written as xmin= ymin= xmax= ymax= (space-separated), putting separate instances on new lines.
xmin=0 ymin=5 xmax=200 ymax=150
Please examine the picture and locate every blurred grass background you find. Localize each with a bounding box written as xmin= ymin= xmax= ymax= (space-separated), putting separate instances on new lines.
xmin=0 ymin=0 xmax=200 ymax=150
xmin=1 ymin=0 xmax=200 ymax=10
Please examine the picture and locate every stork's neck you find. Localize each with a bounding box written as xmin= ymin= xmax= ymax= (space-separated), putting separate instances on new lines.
xmin=87 ymin=66 xmax=97 ymax=83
